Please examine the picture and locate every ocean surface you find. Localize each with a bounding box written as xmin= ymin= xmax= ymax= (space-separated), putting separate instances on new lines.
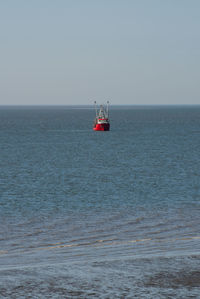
xmin=0 ymin=105 xmax=200 ymax=298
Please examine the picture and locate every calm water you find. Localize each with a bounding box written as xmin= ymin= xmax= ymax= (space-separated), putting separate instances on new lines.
xmin=0 ymin=106 xmax=200 ymax=298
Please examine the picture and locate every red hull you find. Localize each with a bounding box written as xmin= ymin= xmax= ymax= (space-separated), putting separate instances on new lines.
xmin=93 ymin=123 xmax=110 ymax=131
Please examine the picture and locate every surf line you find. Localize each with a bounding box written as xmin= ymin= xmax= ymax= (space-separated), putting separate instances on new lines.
xmin=1 ymin=236 xmax=200 ymax=255
xmin=26 ymin=235 xmax=200 ymax=252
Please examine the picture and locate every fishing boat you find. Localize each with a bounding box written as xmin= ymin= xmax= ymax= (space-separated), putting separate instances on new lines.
xmin=93 ymin=101 xmax=110 ymax=131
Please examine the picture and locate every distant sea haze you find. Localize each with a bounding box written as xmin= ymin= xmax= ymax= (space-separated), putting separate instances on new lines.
xmin=0 ymin=106 xmax=200 ymax=298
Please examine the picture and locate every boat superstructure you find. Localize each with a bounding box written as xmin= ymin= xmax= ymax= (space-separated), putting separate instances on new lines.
xmin=93 ymin=101 xmax=110 ymax=131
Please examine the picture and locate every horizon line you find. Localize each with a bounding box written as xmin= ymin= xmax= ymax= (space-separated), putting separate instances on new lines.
xmin=0 ymin=104 xmax=200 ymax=107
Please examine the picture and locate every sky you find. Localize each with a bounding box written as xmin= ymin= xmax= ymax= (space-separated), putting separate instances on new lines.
xmin=0 ymin=0 xmax=200 ymax=105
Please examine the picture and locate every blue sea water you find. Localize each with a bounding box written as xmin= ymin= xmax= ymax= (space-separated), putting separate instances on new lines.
xmin=0 ymin=105 xmax=200 ymax=298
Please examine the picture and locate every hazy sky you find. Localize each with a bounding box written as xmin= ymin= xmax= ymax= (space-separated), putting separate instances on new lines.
xmin=0 ymin=0 xmax=200 ymax=105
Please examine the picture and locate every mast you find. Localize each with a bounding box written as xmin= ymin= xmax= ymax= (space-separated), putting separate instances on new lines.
xmin=94 ymin=101 xmax=98 ymax=118
xmin=106 ymin=100 xmax=109 ymax=118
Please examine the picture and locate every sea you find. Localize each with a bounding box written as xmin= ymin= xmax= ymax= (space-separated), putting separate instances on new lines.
xmin=0 ymin=105 xmax=200 ymax=299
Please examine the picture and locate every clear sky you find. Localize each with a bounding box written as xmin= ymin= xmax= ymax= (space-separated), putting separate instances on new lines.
xmin=0 ymin=0 xmax=199 ymax=105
